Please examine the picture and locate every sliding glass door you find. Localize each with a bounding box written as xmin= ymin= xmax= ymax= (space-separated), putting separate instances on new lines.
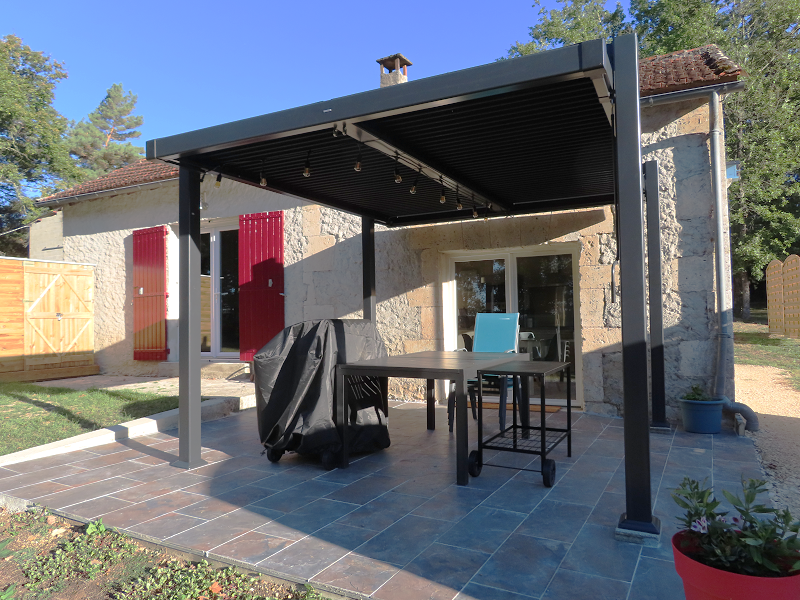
xmin=448 ymin=245 xmax=580 ymax=403
xmin=199 ymin=226 xmax=240 ymax=357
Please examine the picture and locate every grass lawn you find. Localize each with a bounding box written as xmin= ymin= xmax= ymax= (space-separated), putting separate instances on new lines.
xmin=0 ymin=383 xmax=183 ymax=457
xmin=734 ymin=320 xmax=800 ymax=392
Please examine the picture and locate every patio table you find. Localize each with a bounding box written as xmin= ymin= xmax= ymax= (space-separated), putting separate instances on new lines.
xmin=335 ymin=350 xmax=521 ymax=485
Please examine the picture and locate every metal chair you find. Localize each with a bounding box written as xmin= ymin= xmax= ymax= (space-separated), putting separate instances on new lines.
xmin=448 ymin=313 xmax=521 ymax=432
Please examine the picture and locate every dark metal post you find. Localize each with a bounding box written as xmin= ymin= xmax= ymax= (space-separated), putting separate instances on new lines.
xmin=362 ymin=217 xmax=376 ymax=322
xmin=614 ymin=34 xmax=660 ymax=536
xmin=173 ymin=167 xmax=206 ymax=469
xmin=645 ymin=160 xmax=668 ymax=430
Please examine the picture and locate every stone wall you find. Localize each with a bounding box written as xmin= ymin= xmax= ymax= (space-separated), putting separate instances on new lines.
xmin=57 ymin=96 xmax=731 ymax=421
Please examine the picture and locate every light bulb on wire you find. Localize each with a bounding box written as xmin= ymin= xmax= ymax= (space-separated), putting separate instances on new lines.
xmin=410 ymin=169 xmax=420 ymax=194
xmin=354 ymin=145 xmax=362 ymax=172
xmin=440 ymin=180 xmax=446 ymax=204
xmin=303 ymin=152 xmax=311 ymax=178
xmin=394 ymin=157 xmax=402 ymax=184
xmin=215 ymin=173 xmax=222 ymax=188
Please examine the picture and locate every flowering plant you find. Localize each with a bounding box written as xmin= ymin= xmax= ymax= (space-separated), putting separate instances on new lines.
xmin=672 ymin=477 xmax=800 ymax=577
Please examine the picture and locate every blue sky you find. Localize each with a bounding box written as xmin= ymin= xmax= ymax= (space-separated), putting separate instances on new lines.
xmin=6 ymin=0 xmax=628 ymax=144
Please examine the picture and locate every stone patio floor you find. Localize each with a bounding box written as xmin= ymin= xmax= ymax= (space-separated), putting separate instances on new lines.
xmin=0 ymin=402 xmax=764 ymax=600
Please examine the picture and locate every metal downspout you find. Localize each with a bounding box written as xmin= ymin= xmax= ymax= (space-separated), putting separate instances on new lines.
xmin=709 ymin=90 xmax=759 ymax=431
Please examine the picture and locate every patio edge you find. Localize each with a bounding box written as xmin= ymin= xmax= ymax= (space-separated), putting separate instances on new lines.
xmin=0 ymin=394 xmax=256 ymax=467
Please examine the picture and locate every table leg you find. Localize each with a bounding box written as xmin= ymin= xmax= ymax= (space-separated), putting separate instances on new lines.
xmin=520 ymin=376 xmax=531 ymax=429
xmin=455 ymin=374 xmax=468 ymax=486
xmin=567 ymin=366 xmax=572 ymax=457
xmin=427 ymin=379 xmax=435 ymax=430
xmin=540 ymin=374 xmax=546 ymax=459
xmin=336 ymin=369 xmax=349 ymax=469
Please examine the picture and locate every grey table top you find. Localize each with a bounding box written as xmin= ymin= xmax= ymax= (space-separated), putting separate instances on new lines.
xmin=338 ymin=351 xmax=522 ymax=379
xmin=477 ymin=360 xmax=570 ymax=377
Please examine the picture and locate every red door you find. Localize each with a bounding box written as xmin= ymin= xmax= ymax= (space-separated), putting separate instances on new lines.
xmin=133 ymin=225 xmax=168 ymax=360
xmin=239 ymin=212 xmax=284 ymax=361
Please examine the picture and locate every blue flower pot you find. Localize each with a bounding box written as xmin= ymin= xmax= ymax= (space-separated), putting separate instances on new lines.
xmin=679 ymin=399 xmax=725 ymax=434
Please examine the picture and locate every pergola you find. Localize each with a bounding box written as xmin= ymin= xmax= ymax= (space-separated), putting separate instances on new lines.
xmin=146 ymin=34 xmax=661 ymax=537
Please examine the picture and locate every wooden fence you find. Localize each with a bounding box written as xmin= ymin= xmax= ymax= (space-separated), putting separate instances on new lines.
xmin=766 ymin=255 xmax=800 ymax=338
xmin=0 ymin=257 xmax=98 ymax=382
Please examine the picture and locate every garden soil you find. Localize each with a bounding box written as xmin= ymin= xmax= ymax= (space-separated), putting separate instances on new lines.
xmin=736 ymin=364 xmax=800 ymax=517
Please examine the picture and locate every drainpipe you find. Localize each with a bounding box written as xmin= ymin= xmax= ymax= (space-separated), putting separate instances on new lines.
xmin=708 ymin=91 xmax=759 ymax=431
xmin=641 ymin=81 xmax=759 ymax=431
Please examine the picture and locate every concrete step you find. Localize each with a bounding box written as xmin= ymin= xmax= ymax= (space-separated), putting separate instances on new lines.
xmin=158 ymin=361 xmax=250 ymax=380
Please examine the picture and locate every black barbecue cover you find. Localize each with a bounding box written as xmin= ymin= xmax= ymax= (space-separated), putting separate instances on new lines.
xmin=254 ymin=319 xmax=390 ymax=456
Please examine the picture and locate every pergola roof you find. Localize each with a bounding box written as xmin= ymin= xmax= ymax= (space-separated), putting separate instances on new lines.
xmin=147 ymin=39 xmax=614 ymax=227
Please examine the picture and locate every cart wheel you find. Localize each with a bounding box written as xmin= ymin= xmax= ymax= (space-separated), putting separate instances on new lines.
xmin=321 ymin=450 xmax=337 ymax=471
xmin=542 ymin=459 xmax=556 ymax=487
xmin=468 ymin=451 xmax=482 ymax=477
xmin=266 ymin=448 xmax=284 ymax=463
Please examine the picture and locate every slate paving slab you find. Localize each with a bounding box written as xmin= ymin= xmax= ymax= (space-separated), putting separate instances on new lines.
xmin=5 ymin=404 xmax=764 ymax=600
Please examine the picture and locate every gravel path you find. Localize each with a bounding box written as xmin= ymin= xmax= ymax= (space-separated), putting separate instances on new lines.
xmin=737 ymin=364 xmax=800 ymax=516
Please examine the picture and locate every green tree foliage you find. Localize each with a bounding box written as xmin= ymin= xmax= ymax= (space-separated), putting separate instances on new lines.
xmin=508 ymin=0 xmax=800 ymax=318
xmin=67 ymin=83 xmax=144 ymax=180
xmin=0 ymin=35 xmax=78 ymax=255
xmin=507 ymin=0 xmax=631 ymax=57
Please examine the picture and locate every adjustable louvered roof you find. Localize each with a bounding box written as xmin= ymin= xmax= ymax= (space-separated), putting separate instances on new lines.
xmin=147 ymin=38 xmax=615 ymax=227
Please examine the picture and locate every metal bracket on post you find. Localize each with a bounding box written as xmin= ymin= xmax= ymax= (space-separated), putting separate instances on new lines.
xmin=613 ymin=33 xmax=660 ymax=542
xmin=645 ymin=160 xmax=670 ymax=432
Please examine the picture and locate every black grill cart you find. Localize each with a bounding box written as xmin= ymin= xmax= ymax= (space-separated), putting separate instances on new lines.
xmin=470 ymin=360 xmax=571 ymax=487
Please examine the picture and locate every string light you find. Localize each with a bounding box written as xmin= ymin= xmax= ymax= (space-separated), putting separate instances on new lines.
xmin=303 ymin=152 xmax=311 ymax=178
xmin=259 ymin=161 xmax=267 ymax=187
xmin=409 ymin=168 xmax=420 ymax=194
xmin=394 ymin=156 xmax=402 ymax=184
xmin=456 ymin=186 xmax=462 ymax=210
xmin=215 ymin=173 xmax=222 ymax=188
xmin=354 ymin=145 xmax=362 ymax=172
xmin=473 ymin=207 xmax=479 ymax=218
xmin=440 ymin=179 xmax=446 ymax=204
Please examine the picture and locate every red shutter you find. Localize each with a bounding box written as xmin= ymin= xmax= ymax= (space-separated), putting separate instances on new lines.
xmin=239 ymin=212 xmax=284 ymax=361
xmin=133 ymin=225 xmax=169 ymax=361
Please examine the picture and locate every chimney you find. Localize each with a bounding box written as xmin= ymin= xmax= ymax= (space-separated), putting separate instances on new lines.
xmin=377 ymin=54 xmax=412 ymax=87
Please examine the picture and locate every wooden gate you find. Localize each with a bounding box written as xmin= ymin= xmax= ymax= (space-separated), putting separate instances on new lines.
xmin=0 ymin=258 xmax=98 ymax=382
xmin=766 ymin=259 xmax=784 ymax=335
xmin=783 ymin=255 xmax=800 ymax=339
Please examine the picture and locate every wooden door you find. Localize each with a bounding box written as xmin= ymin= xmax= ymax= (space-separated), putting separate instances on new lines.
xmin=23 ymin=262 xmax=94 ymax=371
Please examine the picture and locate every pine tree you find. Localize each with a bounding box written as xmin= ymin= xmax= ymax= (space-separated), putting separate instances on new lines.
xmin=67 ymin=83 xmax=144 ymax=181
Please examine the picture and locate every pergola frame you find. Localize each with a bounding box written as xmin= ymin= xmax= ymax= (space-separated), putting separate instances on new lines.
xmin=147 ymin=33 xmax=661 ymax=536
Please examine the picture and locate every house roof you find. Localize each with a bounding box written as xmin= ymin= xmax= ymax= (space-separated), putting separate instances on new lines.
xmin=39 ymin=43 xmax=742 ymax=211
xmin=38 ymin=159 xmax=178 ymax=205
xmin=639 ymin=44 xmax=743 ymax=97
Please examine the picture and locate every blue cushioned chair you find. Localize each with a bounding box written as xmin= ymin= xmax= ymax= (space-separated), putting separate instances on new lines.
xmin=448 ymin=313 xmax=521 ymax=432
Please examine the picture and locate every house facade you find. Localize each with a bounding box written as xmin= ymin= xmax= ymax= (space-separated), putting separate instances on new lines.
xmin=34 ymin=45 xmax=742 ymax=422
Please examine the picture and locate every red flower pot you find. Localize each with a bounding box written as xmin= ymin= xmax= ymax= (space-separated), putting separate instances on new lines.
xmin=672 ymin=532 xmax=800 ymax=599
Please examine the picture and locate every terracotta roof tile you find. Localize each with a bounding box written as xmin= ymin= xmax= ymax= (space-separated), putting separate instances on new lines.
xmin=639 ymin=44 xmax=743 ymax=97
xmin=37 ymin=159 xmax=178 ymax=204
xmin=39 ymin=45 xmax=743 ymax=205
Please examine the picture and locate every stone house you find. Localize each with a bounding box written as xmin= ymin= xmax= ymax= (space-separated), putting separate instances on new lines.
xmin=33 ymin=45 xmax=743 ymax=422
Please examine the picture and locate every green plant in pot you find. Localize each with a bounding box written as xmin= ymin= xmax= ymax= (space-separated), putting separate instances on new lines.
xmin=671 ymin=477 xmax=800 ymax=600
xmin=679 ymin=385 xmax=725 ymax=434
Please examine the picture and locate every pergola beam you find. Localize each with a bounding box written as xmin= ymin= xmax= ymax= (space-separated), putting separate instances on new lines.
xmin=345 ymin=122 xmax=506 ymax=213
